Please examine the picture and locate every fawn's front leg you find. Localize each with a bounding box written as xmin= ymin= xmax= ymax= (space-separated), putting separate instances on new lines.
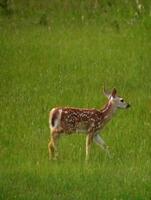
xmin=93 ymin=134 xmax=111 ymax=157
xmin=85 ymin=132 xmax=94 ymax=161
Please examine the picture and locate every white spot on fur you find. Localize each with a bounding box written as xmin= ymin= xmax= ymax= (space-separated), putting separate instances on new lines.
xmin=49 ymin=108 xmax=62 ymax=129
xmin=53 ymin=109 xmax=62 ymax=128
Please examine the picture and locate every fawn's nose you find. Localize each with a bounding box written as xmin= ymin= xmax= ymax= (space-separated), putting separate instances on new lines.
xmin=126 ymin=104 xmax=130 ymax=108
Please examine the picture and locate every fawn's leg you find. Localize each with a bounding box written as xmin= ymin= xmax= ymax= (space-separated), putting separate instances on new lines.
xmin=85 ymin=132 xmax=94 ymax=161
xmin=48 ymin=129 xmax=59 ymax=160
xmin=93 ymin=134 xmax=110 ymax=157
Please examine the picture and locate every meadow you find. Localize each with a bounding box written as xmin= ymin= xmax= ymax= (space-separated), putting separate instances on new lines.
xmin=0 ymin=1 xmax=151 ymax=199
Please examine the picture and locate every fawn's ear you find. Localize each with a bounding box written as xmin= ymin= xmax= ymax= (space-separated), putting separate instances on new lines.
xmin=111 ymin=88 xmax=117 ymax=98
xmin=103 ymin=85 xmax=111 ymax=99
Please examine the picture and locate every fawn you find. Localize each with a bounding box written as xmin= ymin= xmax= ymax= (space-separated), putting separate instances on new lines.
xmin=48 ymin=87 xmax=130 ymax=161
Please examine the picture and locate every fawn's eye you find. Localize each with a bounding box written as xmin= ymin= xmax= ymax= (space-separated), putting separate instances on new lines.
xmin=120 ymin=99 xmax=124 ymax=102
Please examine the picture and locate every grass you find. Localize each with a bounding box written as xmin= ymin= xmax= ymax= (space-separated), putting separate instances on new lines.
xmin=0 ymin=3 xmax=151 ymax=199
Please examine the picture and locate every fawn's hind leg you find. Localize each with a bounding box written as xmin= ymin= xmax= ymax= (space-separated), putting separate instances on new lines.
xmin=48 ymin=129 xmax=59 ymax=160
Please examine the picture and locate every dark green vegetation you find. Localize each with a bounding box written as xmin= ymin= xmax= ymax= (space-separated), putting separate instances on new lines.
xmin=0 ymin=1 xmax=151 ymax=199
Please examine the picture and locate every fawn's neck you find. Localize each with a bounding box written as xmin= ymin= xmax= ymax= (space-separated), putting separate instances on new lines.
xmin=101 ymin=100 xmax=117 ymax=120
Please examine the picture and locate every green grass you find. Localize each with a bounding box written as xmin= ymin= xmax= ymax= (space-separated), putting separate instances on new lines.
xmin=0 ymin=5 xmax=151 ymax=199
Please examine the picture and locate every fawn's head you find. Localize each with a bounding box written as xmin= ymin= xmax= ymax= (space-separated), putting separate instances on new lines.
xmin=103 ymin=87 xmax=130 ymax=109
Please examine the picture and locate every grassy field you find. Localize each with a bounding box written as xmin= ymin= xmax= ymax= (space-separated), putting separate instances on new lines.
xmin=0 ymin=2 xmax=151 ymax=199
